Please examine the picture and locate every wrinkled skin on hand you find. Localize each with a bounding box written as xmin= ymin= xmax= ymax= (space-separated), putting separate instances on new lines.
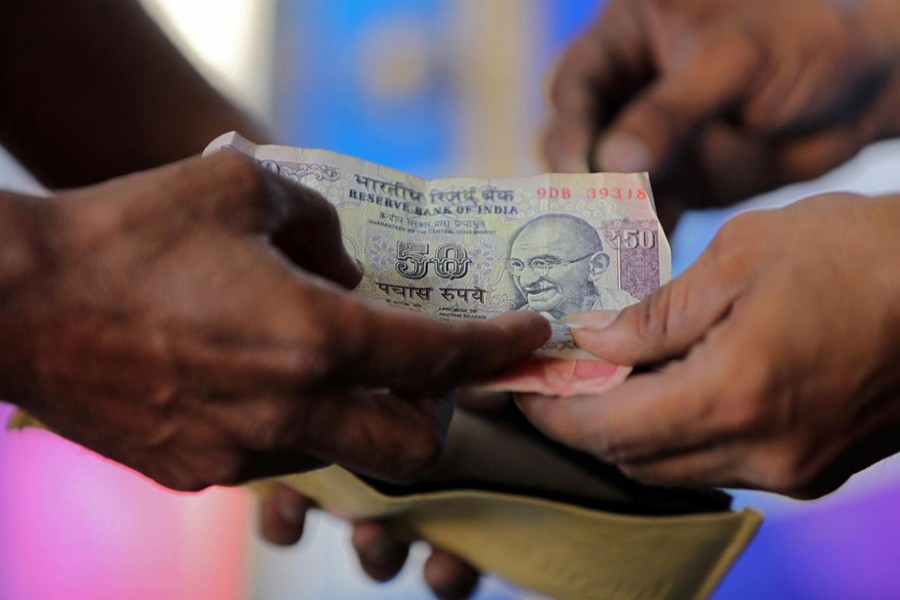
xmin=520 ymin=194 xmax=900 ymax=499
xmin=544 ymin=0 xmax=900 ymax=229
xmin=0 ymin=152 xmax=550 ymax=492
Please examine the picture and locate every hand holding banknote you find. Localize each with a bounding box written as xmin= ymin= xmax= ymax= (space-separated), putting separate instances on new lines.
xmin=544 ymin=0 xmax=900 ymax=228
xmin=0 ymin=152 xmax=549 ymax=492
xmin=520 ymin=193 xmax=900 ymax=499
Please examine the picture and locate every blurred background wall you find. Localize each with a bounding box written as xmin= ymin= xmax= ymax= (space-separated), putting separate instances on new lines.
xmin=1 ymin=1 xmax=899 ymax=599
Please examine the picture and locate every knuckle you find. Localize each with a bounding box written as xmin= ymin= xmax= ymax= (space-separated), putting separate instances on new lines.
xmin=721 ymin=368 xmax=775 ymax=433
xmin=285 ymin=185 xmax=341 ymax=233
xmin=292 ymin=342 xmax=337 ymax=386
xmin=306 ymin=307 xmax=374 ymax=387
xmin=213 ymin=151 xmax=269 ymax=198
xmin=208 ymin=152 xmax=285 ymax=230
xmin=287 ymin=308 xmax=345 ymax=386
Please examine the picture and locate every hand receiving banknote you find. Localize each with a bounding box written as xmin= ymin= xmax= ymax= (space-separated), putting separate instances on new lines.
xmin=520 ymin=193 xmax=900 ymax=499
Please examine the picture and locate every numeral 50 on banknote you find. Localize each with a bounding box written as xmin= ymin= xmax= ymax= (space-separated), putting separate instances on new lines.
xmin=605 ymin=228 xmax=658 ymax=250
xmin=396 ymin=241 xmax=471 ymax=280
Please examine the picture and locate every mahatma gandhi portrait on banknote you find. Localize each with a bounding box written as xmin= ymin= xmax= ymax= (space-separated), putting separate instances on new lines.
xmin=508 ymin=213 xmax=637 ymax=321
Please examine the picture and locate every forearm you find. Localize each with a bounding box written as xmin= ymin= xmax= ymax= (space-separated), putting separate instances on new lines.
xmin=0 ymin=0 xmax=271 ymax=188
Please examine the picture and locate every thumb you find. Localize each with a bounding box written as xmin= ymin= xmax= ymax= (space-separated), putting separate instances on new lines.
xmin=248 ymin=163 xmax=362 ymax=289
xmin=269 ymin=181 xmax=363 ymax=290
xmin=563 ymin=254 xmax=737 ymax=365
xmin=595 ymin=33 xmax=759 ymax=174
xmin=194 ymin=152 xmax=363 ymax=289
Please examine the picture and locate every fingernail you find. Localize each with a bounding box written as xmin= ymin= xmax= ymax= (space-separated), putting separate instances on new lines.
xmin=598 ymin=133 xmax=650 ymax=173
xmin=557 ymin=154 xmax=590 ymax=173
xmin=562 ymin=310 xmax=620 ymax=330
xmin=354 ymin=257 xmax=364 ymax=274
xmin=274 ymin=494 xmax=303 ymax=526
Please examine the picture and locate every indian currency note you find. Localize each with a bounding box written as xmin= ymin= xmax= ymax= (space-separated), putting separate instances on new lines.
xmin=204 ymin=132 xmax=671 ymax=396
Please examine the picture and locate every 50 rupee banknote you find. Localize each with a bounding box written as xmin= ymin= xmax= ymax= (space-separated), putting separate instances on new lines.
xmin=205 ymin=132 xmax=671 ymax=396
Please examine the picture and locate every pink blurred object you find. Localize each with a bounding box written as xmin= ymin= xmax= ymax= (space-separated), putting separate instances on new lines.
xmin=0 ymin=403 xmax=249 ymax=600
xmin=480 ymin=356 xmax=632 ymax=397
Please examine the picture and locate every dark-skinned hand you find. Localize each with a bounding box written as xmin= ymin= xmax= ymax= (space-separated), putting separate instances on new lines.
xmin=520 ymin=193 xmax=900 ymax=499
xmin=544 ymin=0 xmax=900 ymax=229
xmin=0 ymin=152 xmax=550 ymax=493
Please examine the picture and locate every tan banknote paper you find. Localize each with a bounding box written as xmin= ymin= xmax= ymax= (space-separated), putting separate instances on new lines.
xmin=204 ymin=132 xmax=672 ymax=396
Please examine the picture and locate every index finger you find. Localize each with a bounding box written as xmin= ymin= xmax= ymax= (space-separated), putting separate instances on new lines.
xmin=334 ymin=302 xmax=552 ymax=394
